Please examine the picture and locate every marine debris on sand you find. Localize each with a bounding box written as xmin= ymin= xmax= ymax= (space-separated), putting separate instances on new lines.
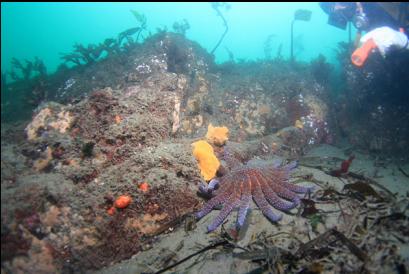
xmin=1 ymin=30 xmax=409 ymax=274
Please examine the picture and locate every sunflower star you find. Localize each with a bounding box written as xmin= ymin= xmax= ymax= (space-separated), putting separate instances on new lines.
xmin=196 ymin=149 xmax=313 ymax=232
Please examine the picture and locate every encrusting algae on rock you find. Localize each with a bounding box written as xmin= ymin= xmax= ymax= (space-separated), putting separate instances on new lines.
xmin=192 ymin=140 xmax=220 ymax=181
xmin=294 ymin=119 xmax=304 ymax=129
xmin=33 ymin=146 xmax=53 ymax=171
xmin=25 ymin=106 xmax=74 ymax=141
xmin=205 ymin=123 xmax=229 ymax=146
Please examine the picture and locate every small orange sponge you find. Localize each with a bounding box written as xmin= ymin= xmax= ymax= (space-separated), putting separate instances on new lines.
xmin=192 ymin=140 xmax=220 ymax=181
xmin=138 ymin=182 xmax=149 ymax=192
xmin=205 ymin=124 xmax=229 ymax=146
xmin=114 ymin=195 xmax=132 ymax=209
xmin=107 ymin=206 xmax=116 ymax=215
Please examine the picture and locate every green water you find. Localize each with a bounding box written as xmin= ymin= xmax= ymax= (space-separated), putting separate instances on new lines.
xmin=1 ymin=2 xmax=354 ymax=74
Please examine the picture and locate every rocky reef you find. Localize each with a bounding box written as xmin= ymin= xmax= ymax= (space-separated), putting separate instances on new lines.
xmin=333 ymin=42 xmax=409 ymax=157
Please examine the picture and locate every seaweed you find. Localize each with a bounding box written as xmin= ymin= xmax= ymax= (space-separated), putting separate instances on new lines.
xmin=310 ymin=54 xmax=333 ymax=85
xmin=63 ymin=43 xmax=103 ymax=65
xmin=166 ymin=40 xmax=189 ymax=74
xmin=9 ymin=57 xmax=47 ymax=81
xmin=102 ymin=38 xmax=121 ymax=56
xmin=130 ymin=10 xmax=147 ymax=42
xmin=398 ymin=165 xmax=409 ymax=178
xmin=343 ymin=181 xmax=384 ymax=201
xmin=1 ymin=71 xmax=8 ymax=105
xmin=172 ymin=19 xmax=190 ymax=36
xmin=224 ymin=47 xmax=235 ymax=62
xmin=263 ymin=34 xmax=276 ymax=60
xmin=233 ymin=245 xmax=293 ymax=273
xmin=307 ymin=214 xmax=324 ymax=232
xmin=60 ymin=52 xmax=83 ymax=66
xmin=295 ymin=228 xmax=368 ymax=262
xmin=329 ymin=155 xmax=355 ymax=177
xmin=10 ymin=58 xmax=33 ymax=81
xmin=109 ymin=11 xmax=148 ymax=53
xmin=153 ymin=240 xmax=230 ymax=274
xmin=275 ymin=43 xmax=283 ymax=60
xmin=300 ymin=198 xmax=319 ymax=217
xmin=74 ymin=43 xmax=101 ymax=64
xmin=118 ymin=27 xmax=141 ymax=46
xmin=210 ymin=2 xmax=231 ymax=55
xmin=60 ymin=38 xmax=123 ymax=67
xmin=3 ymin=57 xmax=49 ymax=110
xmin=318 ymin=187 xmax=343 ymax=201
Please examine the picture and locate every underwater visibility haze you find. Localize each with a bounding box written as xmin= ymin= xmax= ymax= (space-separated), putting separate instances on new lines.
xmin=1 ymin=2 xmax=409 ymax=273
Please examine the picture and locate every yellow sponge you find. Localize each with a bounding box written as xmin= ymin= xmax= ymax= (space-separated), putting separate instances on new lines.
xmin=192 ymin=140 xmax=220 ymax=181
xmin=205 ymin=123 xmax=229 ymax=146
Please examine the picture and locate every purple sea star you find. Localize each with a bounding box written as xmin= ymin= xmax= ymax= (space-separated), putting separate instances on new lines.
xmin=196 ymin=156 xmax=313 ymax=232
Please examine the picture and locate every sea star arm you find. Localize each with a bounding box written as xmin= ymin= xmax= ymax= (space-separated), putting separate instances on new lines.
xmin=284 ymin=161 xmax=298 ymax=170
xmin=252 ymin=181 xmax=282 ymax=222
xmin=263 ymin=164 xmax=314 ymax=194
xmin=198 ymin=178 xmax=220 ymax=194
xmin=262 ymin=167 xmax=292 ymax=184
xmin=260 ymin=173 xmax=301 ymax=206
xmin=237 ymin=178 xmax=252 ymax=228
xmin=207 ymin=189 xmax=240 ymax=232
xmin=196 ymin=184 xmax=230 ymax=219
xmin=278 ymin=181 xmax=314 ymax=194
xmin=255 ymin=174 xmax=298 ymax=211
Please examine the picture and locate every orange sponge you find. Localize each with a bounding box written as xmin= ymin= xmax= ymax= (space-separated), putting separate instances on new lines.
xmin=205 ymin=124 xmax=229 ymax=146
xmin=192 ymin=140 xmax=220 ymax=181
xmin=114 ymin=195 xmax=132 ymax=209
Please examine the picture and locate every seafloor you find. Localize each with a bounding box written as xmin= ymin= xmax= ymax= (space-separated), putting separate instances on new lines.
xmin=1 ymin=32 xmax=408 ymax=273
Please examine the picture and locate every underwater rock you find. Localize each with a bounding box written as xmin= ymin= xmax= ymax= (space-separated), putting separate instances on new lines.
xmin=32 ymin=146 xmax=53 ymax=171
xmin=25 ymin=103 xmax=74 ymax=141
xmin=276 ymin=126 xmax=307 ymax=155
xmin=25 ymin=108 xmax=52 ymax=141
xmin=336 ymin=41 xmax=409 ymax=155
